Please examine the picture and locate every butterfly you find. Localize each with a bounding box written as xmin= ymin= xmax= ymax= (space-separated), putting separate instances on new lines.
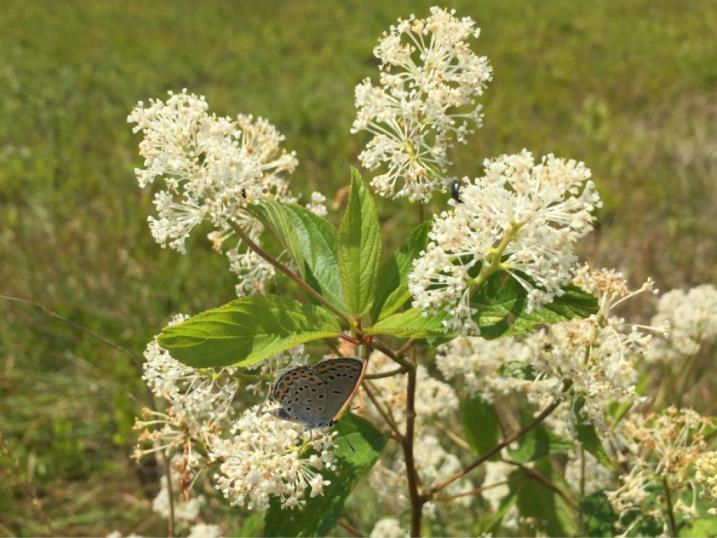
xmin=271 ymin=357 xmax=367 ymax=429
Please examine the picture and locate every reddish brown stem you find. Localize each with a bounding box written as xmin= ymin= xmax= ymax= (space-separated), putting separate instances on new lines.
xmin=503 ymin=458 xmax=577 ymax=509
xmin=361 ymin=381 xmax=402 ymax=440
xmin=425 ymin=397 xmax=563 ymax=497
xmin=371 ymin=338 xmax=412 ymax=369
xmin=403 ymin=348 xmax=423 ymax=537
xmin=365 ymin=366 xmax=408 ymax=379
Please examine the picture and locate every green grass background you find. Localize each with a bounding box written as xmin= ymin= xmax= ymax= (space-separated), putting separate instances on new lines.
xmin=0 ymin=0 xmax=715 ymax=534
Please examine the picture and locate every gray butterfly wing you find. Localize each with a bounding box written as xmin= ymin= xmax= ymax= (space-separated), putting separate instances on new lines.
xmin=272 ymin=366 xmax=330 ymax=429
xmin=312 ymin=358 xmax=364 ymax=426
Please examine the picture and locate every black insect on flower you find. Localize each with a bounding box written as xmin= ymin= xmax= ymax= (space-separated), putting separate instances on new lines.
xmin=450 ymin=179 xmax=462 ymax=203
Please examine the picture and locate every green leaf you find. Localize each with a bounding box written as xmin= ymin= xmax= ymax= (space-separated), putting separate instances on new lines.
xmin=683 ymin=517 xmax=717 ymax=537
xmin=249 ymin=201 xmax=347 ymax=313
xmin=370 ymin=221 xmax=431 ymax=321
xmin=472 ymin=273 xmax=598 ymax=339
xmin=572 ymin=397 xmax=614 ymax=469
xmin=369 ymin=273 xmax=596 ymax=340
xmin=237 ymin=513 xmax=265 ymax=537
xmin=461 ymin=396 xmax=500 ymax=457
xmin=249 ymin=201 xmax=306 ymax=277
xmin=579 ymin=491 xmax=665 ymax=537
xmin=158 ymin=296 xmax=342 ymax=368
xmin=508 ymin=424 xmax=574 ymax=463
xmin=473 ymin=493 xmax=517 ymax=536
xmin=578 ymin=491 xmax=618 ymax=537
xmin=264 ymin=413 xmax=387 ymax=537
xmin=337 ymin=169 xmax=382 ymax=317
xmin=513 ymin=460 xmax=578 ymax=536
xmin=366 ymin=307 xmax=447 ymax=339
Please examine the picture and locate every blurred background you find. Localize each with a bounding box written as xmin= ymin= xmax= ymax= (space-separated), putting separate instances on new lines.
xmin=0 ymin=0 xmax=715 ymax=535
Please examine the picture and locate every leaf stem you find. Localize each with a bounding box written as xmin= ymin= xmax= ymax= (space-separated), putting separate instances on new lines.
xmin=371 ymin=338 xmax=412 ymax=369
xmin=339 ymin=520 xmax=363 ymax=537
xmin=425 ymin=396 xmax=563 ymax=497
xmin=503 ymin=458 xmax=577 ymax=509
xmin=365 ymin=366 xmax=408 ymax=379
xmin=361 ymin=380 xmax=403 ymax=440
xmin=432 ymin=480 xmax=511 ymax=503
xmin=230 ymin=222 xmax=351 ymax=324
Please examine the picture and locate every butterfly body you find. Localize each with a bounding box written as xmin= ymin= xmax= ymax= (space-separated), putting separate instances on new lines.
xmin=271 ymin=357 xmax=366 ymax=429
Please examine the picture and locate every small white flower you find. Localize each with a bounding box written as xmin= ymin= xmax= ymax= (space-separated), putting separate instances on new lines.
xmin=128 ymin=90 xmax=298 ymax=295
xmin=352 ymin=7 xmax=492 ymax=202
xmin=607 ymin=407 xmax=709 ymax=525
xmin=188 ymin=523 xmax=223 ymax=538
xmin=209 ymin=404 xmax=335 ymax=511
xmin=135 ymin=316 xmax=238 ymax=464
xmin=306 ymin=191 xmax=328 ymax=217
xmin=152 ymin=472 xmax=206 ymax=522
xmin=695 ymin=451 xmax=717 ymax=507
xmin=408 ymin=151 xmax=601 ymax=334
xmin=646 ymin=284 xmax=717 ymax=363
xmin=370 ymin=518 xmax=407 ymax=538
xmin=481 ymin=461 xmax=513 ymax=511
xmin=436 ymin=336 xmax=532 ymax=400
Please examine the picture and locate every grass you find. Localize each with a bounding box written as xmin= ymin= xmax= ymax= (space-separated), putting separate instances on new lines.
xmin=0 ymin=0 xmax=715 ymax=534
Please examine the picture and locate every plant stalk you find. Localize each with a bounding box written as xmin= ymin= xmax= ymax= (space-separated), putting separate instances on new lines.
xmin=425 ymin=396 xmax=563 ymax=497
xmin=663 ymin=477 xmax=679 ymax=537
xmin=404 ymin=348 xmax=423 ymax=537
xmin=230 ymin=222 xmax=351 ymax=324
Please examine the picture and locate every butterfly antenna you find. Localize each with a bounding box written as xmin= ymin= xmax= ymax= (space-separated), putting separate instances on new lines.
xmin=343 ymin=431 xmax=356 ymax=453
xmin=333 ymin=425 xmax=356 ymax=453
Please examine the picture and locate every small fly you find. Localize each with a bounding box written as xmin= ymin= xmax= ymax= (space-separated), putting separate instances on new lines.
xmin=450 ymin=180 xmax=462 ymax=203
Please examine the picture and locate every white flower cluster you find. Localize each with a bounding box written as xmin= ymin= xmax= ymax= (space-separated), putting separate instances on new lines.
xmin=436 ymin=266 xmax=657 ymax=435
xmin=646 ymin=284 xmax=717 ymax=364
xmin=151 ymin=472 xmax=206 ymax=522
xmin=480 ymin=461 xmax=512 ymax=511
xmin=370 ymin=518 xmax=407 ymax=538
xmin=136 ymin=320 xmax=337 ymax=514
xmin=209 ymin=404 xmax=335 ymax=511
xmin=137 ymin=326 xmax=239 ymax=453
xmin=524 ymin=319 xmax=646 ymax=433
xmin=607 ymin=407 xmax=710 ymax=527
xmin=436 ymin=336 xmax=532 ymax=401
xmin=188 ymin=523 xmax=223 ymax=538
xmin=352 ymin=7 xmax=492 ymax=202
xmin=480 ymin=461 xmax=521 ymax=531
xmin=525 ymin=266 xmax=657 ymax=431
xmin=409 ymin=151 xmax=601 ymax=334
xmin=128 ymin=90 xmax=298 ymax=295
xmin=695 ymin=451 xmax=717 ymax=514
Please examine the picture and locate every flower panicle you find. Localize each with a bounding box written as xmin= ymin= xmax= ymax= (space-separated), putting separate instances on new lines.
xmin=352 ymin=7 xmax=492 ymax=202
